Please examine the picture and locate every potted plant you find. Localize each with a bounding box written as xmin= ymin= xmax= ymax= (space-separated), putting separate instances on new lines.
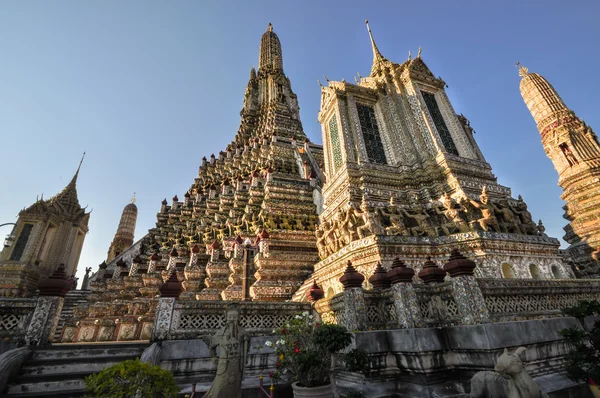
xmin=264 ymin=311 xmax=353 ymax=398
xmin=560 ymin=300 xmax=600 ymax=398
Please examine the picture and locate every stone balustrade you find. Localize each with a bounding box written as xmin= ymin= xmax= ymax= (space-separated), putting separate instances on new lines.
xmin=479 ymin=278 xmax=600 ymax=322
xmin=153 ymin=300 xmax=312 ymax=341
xmin=315 ymin=278 xmax=600 ymax=331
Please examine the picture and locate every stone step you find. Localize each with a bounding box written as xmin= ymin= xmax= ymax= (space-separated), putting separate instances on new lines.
xmin=5 ymin=342 xmax=149 ymax=397
xmin=6 ymin=378 xmax=86 ymax=397
xmin=32 ymin=342 xmax=148 ymax=360
xmin=20 ymin=355 xmax=137 ymax=377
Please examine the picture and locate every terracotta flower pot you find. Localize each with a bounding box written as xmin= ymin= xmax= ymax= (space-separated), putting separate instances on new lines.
xmin=291 ymin=382 xmax=333 ymax=398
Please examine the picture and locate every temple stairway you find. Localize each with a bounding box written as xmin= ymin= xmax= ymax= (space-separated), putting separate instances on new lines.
xmin=53 ymin=290 xmax=91 ymax=342
xmin=5 ymin=341 xmax=148 ymax=397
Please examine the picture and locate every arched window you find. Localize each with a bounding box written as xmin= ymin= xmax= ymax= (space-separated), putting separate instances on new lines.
xmin=551 ymin=265 xmax=562 ymax=279
xmin=501 ymin=263 xmax=515 ymax=278
xmin=326 ymin=287 xmax=335 ymax=298
xmin=529 ymin=264 xmax=541 ymax=279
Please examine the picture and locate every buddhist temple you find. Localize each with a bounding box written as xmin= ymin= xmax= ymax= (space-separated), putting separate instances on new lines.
xmin=0 ymin=156 xmax=90 ymax=297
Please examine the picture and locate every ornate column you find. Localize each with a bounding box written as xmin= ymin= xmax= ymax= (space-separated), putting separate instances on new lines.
xmin=443 ymin=249 xmax=490 ymax=325
xmin=147 ymin=252 xmax=160 ymax=273
xmin=339 ymin=261 xmax=367 ymax=331
xmin=25 ymin=264 xmax=71 ymax=346
xmin=151 ymin=271 xmax=183 ymax=342
xmin=387 ymin=258 xmax=423 ymax=328
xmin=257 ymin=229 xmax=270 ymax=257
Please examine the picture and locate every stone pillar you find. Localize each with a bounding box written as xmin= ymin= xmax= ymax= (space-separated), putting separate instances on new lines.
xmin=147 ymin=252 xmax=160 ymax=273
xmin=339 ymin=261 xmax=367 ymax=331
xmin=96 ymin=261 xmax=108 ymax=279
xmin=210 ymin=240 xmax=222 ymax=261
xmin=387 ymin=258 xmax=423 ymax=328
xmin=443 ymin=249 xmax=490 ymax=325
xmin=24 ymin=264 xmax=71 ymax=346
xmin=129 ymin=256 xmax=141 ymax=276
xmin=167 ymin=247 xmax=179 ymax=274
xmin=113 ymin=258 xmax=126 ymax=279
xmin=151 ymin=270 xmax=183 ymax=342
xmin=257 ymin=229 xmax=270 ymax=257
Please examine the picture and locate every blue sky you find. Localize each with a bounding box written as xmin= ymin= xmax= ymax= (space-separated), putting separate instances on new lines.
xmin=1 ymin=1 xmax=599 ymax=282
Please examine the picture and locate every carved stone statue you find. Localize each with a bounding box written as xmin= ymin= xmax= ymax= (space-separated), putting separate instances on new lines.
xmin=356 ymin=199 xmax=384 ymax=238
xmin=465 ymin=187 xmax=500 ymax=232
xmin=435 ymin=193 xmax=470 ymax=234
xmin=509 ymin=197 xmax=538 ymax=235
xmin=492 ymin=199 xmax=521 ymax=234
xmin=82 ymin=267 xmax=93 ymax=290
xmin=336 ymin=208 xmax=352 ymax=246
xmin=470 ymin=347 xmax=548 ymax=398
xmin=402 ymin=204 xmax=437 ymax=237
xmin=315 ymin=225 xmax=329 ymax=259
xmin=381 ymin=199 xmax=409 ymax=236
xmin=386 ymin=211 xmax=409 ymax=236
xmin=322 ymin=220 xmax=339 ymax=255
xmin=204 ymin=306 xmax=246 ymax=398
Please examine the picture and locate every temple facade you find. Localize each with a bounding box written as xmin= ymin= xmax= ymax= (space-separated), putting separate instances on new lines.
xmin=293 ymin=23 xmax=573 ymax=299
xmin=0 ymin=159 xmax=90 ymax=297
xmin=518 ymin=64 xmax=600 ymax=277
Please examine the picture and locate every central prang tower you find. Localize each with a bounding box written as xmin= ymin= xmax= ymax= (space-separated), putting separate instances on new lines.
xmin=88 ymin=24 xmax=325 ymax=302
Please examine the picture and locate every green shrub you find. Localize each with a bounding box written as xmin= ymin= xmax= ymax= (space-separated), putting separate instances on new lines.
xmin=560 ymin=300 xmax=600 ymax=383
xmin=344 ymin=349 xmax=370 ymax=375
xmin=84 ymin=358 xmax=179 ymax=398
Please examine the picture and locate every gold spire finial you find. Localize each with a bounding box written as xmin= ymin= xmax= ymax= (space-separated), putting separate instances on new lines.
xmin=365 ymin=19 xmax=384 ymax=64
xmin=516 ymin=62 xmax=529 ymax=78
xmin=131 ymin=192 xmax=136 ymax=204
xmin=77 ymin=151 xmax=86 ymax=174
xmin=69 ymin=151 xmax=85 ymax=186
xmin=267 ymin=22 xmax=273 ymax=32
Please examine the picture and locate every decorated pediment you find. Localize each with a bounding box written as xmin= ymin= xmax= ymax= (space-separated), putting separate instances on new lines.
xmin=408 ymin=58 xmax=445 ymax=88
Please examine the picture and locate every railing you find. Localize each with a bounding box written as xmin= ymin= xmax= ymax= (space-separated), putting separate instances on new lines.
xmin=0 ymin=298 xmax=36 ymax=342
xmin=363 ymin=290 xmax=397 ymax=329
xmin=414 ymin=282 xmax=461 ymax=327
xmin=167 ymin=301 xmax=312 ymax=340
xmin=315 ymin=278 xmax=600 ymax=331
xmin=479 ymin=278 xmax=600 ymax=322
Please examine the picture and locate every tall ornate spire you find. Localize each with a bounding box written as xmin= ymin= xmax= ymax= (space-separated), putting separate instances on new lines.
xmin=518 ymin=65 xmax=600 ymax=275
xmin=107 ymin=198 xmax=138 ymax=262
xmin=259 ymin=23 xmax=283 ymax=71
xmin=518 ymin=64 xmax=568 ymax=133
xmin=365 ymin=20 xmax=388 ymax=76
xmin=48 ymin=152 xmax=85 ymax=213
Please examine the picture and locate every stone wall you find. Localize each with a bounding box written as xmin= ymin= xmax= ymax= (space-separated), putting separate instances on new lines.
xmin=341 ymin=317 xmax=589 ymax=397
xmin=140 ymin=318 xmax=590 ymax=397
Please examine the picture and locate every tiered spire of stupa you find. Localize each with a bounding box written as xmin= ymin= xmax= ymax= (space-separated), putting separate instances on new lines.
xmin=88 ymin=24 xmax=324 ymax=303
xmin=518 ymin=64 xmax=600 ymax=276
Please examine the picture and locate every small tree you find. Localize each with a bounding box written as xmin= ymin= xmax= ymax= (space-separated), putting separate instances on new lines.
xmin=84 ymin=359 xmax=179 ymax=398
xmin=560 ymin=300 xmax=600 ymax=383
